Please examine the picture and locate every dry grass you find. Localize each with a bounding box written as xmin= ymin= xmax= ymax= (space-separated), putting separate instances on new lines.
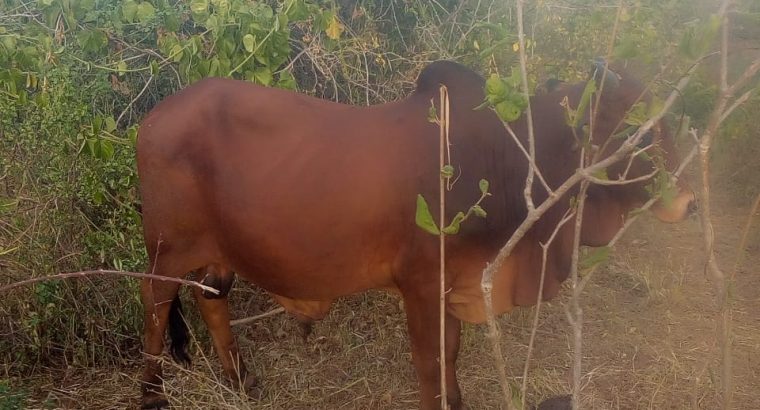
xmin=10 ymin=192 xmax=760 ymax=409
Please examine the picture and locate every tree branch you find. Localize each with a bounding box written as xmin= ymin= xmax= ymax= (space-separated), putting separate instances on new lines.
xmin=0 ymin=269 xmax=220 ymax=295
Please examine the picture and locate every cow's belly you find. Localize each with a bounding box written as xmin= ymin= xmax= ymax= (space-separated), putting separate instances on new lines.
xmin=217 ymin=226 xmax=400 ymax=301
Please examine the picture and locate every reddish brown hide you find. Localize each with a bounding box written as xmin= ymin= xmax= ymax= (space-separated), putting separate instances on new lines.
xmin=136 ymin=61 xmax=694 ymax=409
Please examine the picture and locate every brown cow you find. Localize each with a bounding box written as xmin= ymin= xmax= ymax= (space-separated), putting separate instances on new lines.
xmin=136 ymin=61 xmax=695 ymax=409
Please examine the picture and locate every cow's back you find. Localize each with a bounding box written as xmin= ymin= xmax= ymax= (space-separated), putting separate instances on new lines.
xmin=137 ymin=78 xmax=438 ymax=299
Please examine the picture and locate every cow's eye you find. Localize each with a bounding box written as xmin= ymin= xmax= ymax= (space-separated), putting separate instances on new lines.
xmin=637 ymin=130 xmax=653 ymax=149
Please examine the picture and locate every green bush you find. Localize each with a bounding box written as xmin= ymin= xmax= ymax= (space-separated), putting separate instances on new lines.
xmin=0 ymin=0 xmax=756 ymax=377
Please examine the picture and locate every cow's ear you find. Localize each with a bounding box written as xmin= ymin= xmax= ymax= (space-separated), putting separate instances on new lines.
xmin=590 ymin=58 xmax=620 ymax=91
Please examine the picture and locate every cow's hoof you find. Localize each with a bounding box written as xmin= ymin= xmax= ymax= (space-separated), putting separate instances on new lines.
xmin=141 ymin=393 xmax=169 ymax=409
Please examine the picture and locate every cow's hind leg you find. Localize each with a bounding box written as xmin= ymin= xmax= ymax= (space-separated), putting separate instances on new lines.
xmin=141 ymin=277 xmax=181 ymax=409
xmin=399 ymin=280 xmax=463 ymax=410
xmin=192 ymin=264 xmax=258 ymax=395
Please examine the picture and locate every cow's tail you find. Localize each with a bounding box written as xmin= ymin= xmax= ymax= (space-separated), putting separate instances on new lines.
xmin=168 ymin=296 xmax=192 ymax=366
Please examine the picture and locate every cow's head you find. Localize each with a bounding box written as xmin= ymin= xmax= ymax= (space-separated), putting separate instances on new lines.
xmin=579 ymin=61 xmax=696 ymax=244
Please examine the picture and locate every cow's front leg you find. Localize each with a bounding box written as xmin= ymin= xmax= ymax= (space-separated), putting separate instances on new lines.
xmin=400 ymin=281 xmax=463 ymax=410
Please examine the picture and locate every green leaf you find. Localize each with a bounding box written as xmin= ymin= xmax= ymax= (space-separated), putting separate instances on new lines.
xmin=471 ymin=204 xmax=487 ymax=218
xmin=92 ymin=116 xmax=103 ymax=135
xmin=580 ymin=246 xmax=611 ymax=271
xmin=495 ymin=100 xmax=521 ymax=122
xmin=1 ymin=35 xmax=17 ymax=52
xmin=205 ymin=15 xmax=219 ymax=32
xmin=441 ymin=165 xmax=454 ymax=178
xmin=208 ymin=58 xmax=220 ymax=76
xmin=105 ymin=116 xmax=116 ymax=132
xmin=285 ymin=0 xmax=309 ymax=21
xmin=253 ymin=67 xmax=272 ymax=86
xmin=190 ymin=0 xmax=209 ymax=15
xmin=86 ymin=138 xmax=97 ymax=157
xmin=35 ymin=92 xmax=49 ymax=108
xmin=485 ymin=74 xmax=507 ymax=101
xmin=150 ymin=60 xmax=160 ymax=75
xmin=277 ymin=70 xmax=297 ymax=89
xmin=122 ymin=0 xmax=138 ymax=23
xmin=76 ymin=29 xmax=107 ymax=53
xmin=136 ymin=2 xmax=155 ymax=22
xmin=243 ymin=34 xmax=255 ymax=53
xmin=572 ymin=79 xmax=597 ymax=129
xmin=415 ymin=194 xmax=440 ymax=235
xmin=127 ymin=126 xmax=138 ymax=145
xmin=505 ymin=67 xmax=522 ymax=89
xmin=442 ymin=212 xmax=466 ymax=235
xmin=624 ymin=101 xmax=649 ymax=126
xmin=479 ymin=179 xmax=489 ymax=195
xmin=117 ymin=60 xmax=127 ymax=76
xmin=98 ymin=139 xmax=115 ymax=160
xmin=170 ymin=44 xmax=183 ymax=62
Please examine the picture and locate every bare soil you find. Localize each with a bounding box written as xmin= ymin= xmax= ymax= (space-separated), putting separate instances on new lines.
xmin=13 ymin=196 xmax=760 ymax=410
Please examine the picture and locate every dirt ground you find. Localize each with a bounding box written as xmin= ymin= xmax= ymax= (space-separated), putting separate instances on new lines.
xmin=13 ymin=193 xmax=760 ymax=409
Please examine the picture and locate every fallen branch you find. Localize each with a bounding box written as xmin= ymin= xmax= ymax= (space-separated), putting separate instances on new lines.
xmin=230 ymin=307 xmax=285 ymax=326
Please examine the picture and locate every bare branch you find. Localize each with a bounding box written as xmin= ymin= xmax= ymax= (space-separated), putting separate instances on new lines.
xmin=481 ymin=271 xmax=513 ymax=410
xmin=116 ymin=75 xmax=154 ymax=128
xmin=504 ymin=122 xmax=554 ymax=197
xmin=438 ymin=85 xmax=449 ymax=410
xmin=516 ymin=0 xmax=536 ymax=214
xmin=230 ymin=307 xmax=285 ymax=326
xmin=731 ymin=193 xmax=760 ymax=278
xmin=577 ymin=141 xmax=698 ymax=295
xmin=0 ymin=269 xmax=220 ymax=295
xmin=725 ymin=56 xmax=760 ymax=97
xmin=719 ymin=88 xmax=755 ymax=124
xmin=521 ymin=208 xmax=576 ymax=409
xmin=582 ymin=167 xmax=658 ymax=186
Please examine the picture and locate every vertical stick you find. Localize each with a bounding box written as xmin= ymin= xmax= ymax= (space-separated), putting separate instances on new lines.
xmin=438 ymin=85 xmax=449 ymax=410
xmin=699 ymin=3 xmax=733 ymax=408
xmin=568 ymin=181 xmax=588 ymax=410
xmin=515 ymin=0 xmax=536 ymax=212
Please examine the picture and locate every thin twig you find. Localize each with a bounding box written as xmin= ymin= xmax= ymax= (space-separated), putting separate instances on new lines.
xmin=693 ymin=2 xmax=760 ymax=407
xmin=521 ymin=208 xmax=576 ymax=409
xmin=568 ymin=157 xmax=590 ymax=410
xmin=516 ymin=0 xmax=536 ymax=213
xmin=230 ymin=307 xmax=285 ymax=326
xmin=438 ymin=85 xmax=449 ymax=410
xmin=116 ymin=75 xmax=153 ymax=128
xmin=582 ymin=167 xmax=659 ymax=186
xmin=0 ymin=269 xmax=220 ymax=295
xmin=731 ymin=193 xmax=760 ymax=281
xmin=719 ymin=88 xmax=755 ymax=123
xmin=576 ymin=142 xmax=699 ymax=295
xmin=503 ymin=122 xmax=554 ymax=196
